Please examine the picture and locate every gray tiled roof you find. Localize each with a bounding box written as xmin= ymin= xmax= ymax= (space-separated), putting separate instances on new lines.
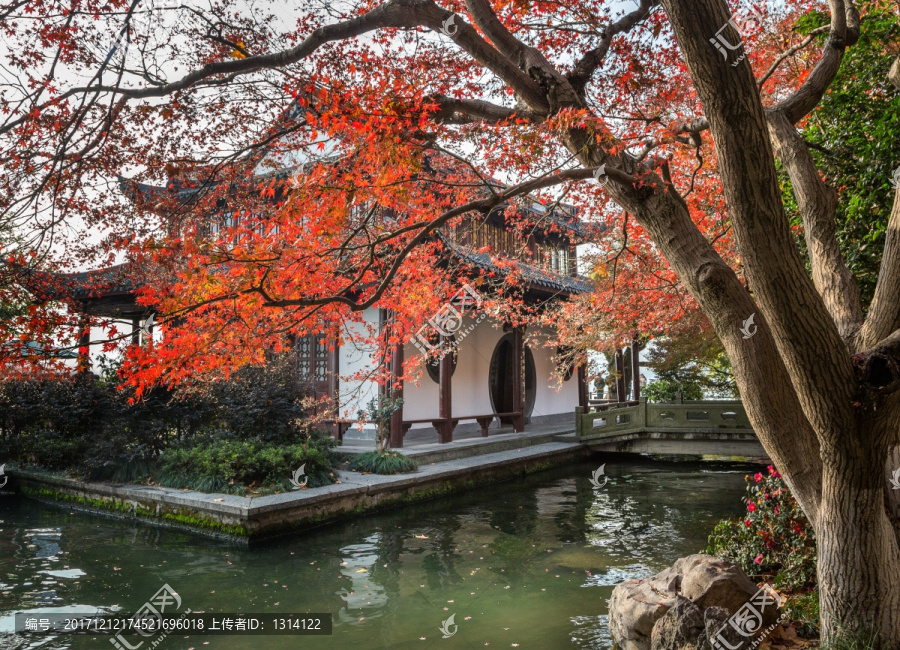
xmin=441 ymin=237 xmax=593 ymax=295
xmin=17 ymin=263 xmax=136 ymax=301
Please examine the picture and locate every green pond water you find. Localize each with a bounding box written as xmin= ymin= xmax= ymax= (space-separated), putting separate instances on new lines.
xmin=0 ymin=459 xmax=756 ymax=649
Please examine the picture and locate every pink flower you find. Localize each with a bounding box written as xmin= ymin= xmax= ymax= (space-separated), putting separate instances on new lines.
xmin=754 ymin=554 xmax=764 ymax=564
xmin=747 ymin=503 xmax=756 ymax=512
xmin=744 ymin=520 xmax=752 ymax=527
xmin=754 ymin=473 xmax=763 ymax=482
xmin=774 ymin=506 xmax=779 ymax=515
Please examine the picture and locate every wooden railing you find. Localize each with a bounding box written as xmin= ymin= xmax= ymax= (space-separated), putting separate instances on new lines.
xmin=575 ymin=396 xmax=753 ymax=441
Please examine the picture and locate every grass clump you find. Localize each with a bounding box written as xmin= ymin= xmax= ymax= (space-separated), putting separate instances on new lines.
xmin=782 ymin=591 xmax=819 ymax=639
xmin=348 ymin=450 xmax=417 ymax=475
xmin=821 ymin=626 xmax=880 ymax=650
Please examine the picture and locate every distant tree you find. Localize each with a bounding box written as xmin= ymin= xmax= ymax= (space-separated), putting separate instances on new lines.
xmin=644 ymin=331 xmax=737 ymax=401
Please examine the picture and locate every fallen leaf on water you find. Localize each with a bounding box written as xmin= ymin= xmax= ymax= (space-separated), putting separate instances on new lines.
xmin=356 ymin=568 xmax=367 ymax=573
xmin=213 ymin=498 xmax=223 ymax=502
xmin=415 ymin=534 xmax=429 ymax=539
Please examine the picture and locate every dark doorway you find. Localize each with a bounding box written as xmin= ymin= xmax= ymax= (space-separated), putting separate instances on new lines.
xmin=489 ymin=333 xmax=536 ymax=424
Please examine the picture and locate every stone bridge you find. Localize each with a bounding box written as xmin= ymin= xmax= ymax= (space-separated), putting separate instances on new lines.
xmin=575 ymin=396 xmax=767 ymax=458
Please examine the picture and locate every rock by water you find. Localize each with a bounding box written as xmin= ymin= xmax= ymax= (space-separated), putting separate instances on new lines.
xmin=608 ymin=554 xmax=780 ymax=650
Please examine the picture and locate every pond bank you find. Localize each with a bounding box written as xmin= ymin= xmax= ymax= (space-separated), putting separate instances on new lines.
xmin=10 ymin=438 xmax=588 ymax=543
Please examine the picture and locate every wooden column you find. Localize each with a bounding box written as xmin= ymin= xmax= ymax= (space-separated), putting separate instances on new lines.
xmin=615 ymin=348 xmax=626 ymax=404
xmin=631 ymin=339 xmax=641 ymax=402
xmin=438 ymin=336 xmax=454 ymax=443
xmin=76 ymin=315 xmax=90 ymax=375
xmin=328 ymin=341 xmax=343 ymax=442
xmin=577 ymin=364 xmax=588 ymax=409
xmin=377 ymin=308 xmax=389 ymax=405
xmin=511 ymin=326 xmax=525 ymax=432
xmin=389 ymin=338 xmax=405 ymax=448
xmin=131 ymin=317 xmax=141 ymax=346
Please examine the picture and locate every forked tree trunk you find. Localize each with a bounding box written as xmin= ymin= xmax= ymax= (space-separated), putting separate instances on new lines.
xmin=648 ymin=0 xmax=900 ymax=645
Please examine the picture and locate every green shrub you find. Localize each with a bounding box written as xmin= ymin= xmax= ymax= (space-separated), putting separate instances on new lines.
xmin=187 ymin=356 xmax=313 ymax=444
xmin=348 ymin=450 xmax=418 ymax=475
xmin=707 ymin=465 xmax=816 ymax=591
xmin=0 ymin=354 xmax=322 ymax=481
xmin=0 ymin=374 xmax=207 ymax=478
xmin=155 ymin=437 xmax=337 ymax=495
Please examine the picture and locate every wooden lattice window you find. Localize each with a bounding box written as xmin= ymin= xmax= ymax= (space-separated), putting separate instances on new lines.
xmin=296 ymin=335 xmax=332 ymax=396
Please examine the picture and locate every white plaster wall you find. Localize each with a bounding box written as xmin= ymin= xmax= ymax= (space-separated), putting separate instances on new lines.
xmin=402 ymin=311 xmax=499 ymax=426
xmin=399 ymin=316 xmax=578 ymax=429
xmin=64 ymin=320 xmax=157 ymax=373
xmin=529 ymin=324 xmax=580 ymax=420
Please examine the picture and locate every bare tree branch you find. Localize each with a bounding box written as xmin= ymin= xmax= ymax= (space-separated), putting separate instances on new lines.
xmin=462 ymin=0 xmax=578 ymax=108
xmin=768 ymin=110 xmax=863 ymax=341
xmin=8 ymin=0 xmax=550 ymax=115
xmin=567 ymin=0 xmax=659 ymax=94
xmin=758 ymin=24 xmax=832 ymax=90
xmin=425 ymin=94 xmax=541 ymax=124
xmin=774 ymin=0 xmax=860 ymax=124
xmin=890 ymin=55 xmax=900 ymax=90
xmin=856 ymin=187 xmax=900 ymax=350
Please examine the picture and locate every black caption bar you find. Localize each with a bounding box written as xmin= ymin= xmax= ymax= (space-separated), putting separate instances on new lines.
xmin=15 ymin=613 xmax=332 ymax=635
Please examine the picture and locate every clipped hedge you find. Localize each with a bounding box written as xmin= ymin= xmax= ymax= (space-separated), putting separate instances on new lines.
xmin=156 ymin=437 xmax=337 ymax=494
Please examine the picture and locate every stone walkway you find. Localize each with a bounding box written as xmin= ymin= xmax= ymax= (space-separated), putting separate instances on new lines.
xmin=341 ymin=421 xmax=577 ymax=464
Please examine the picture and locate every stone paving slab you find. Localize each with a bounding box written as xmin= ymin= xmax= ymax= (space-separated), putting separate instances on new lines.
xmin=339 ymin=425 xmax=576 ymax=465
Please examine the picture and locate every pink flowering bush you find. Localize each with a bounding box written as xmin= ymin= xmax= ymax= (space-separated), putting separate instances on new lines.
xmin=707 ymin=465 xmax=816 ymax=590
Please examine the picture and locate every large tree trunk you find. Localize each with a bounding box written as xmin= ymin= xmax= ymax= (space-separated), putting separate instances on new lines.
xmin=650 ymin=0 xmax=900 ymax=645
xmin=819 ymin=443 xmax=900 ymax=643
xmin=817 ymin=401 xmax=900 ymax=643
xmin=37 ymin=0 xmax=900 ymax=642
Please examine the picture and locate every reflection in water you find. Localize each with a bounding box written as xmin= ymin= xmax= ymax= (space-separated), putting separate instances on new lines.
xmin=336 ymin=538 xmax=388 ymax=622
xmin=0 ymin=459 xmax=754 ymax=649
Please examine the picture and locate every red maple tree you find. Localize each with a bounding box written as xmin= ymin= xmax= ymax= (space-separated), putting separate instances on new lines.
xmin=2 ymin=0 xmax=900 ymax=641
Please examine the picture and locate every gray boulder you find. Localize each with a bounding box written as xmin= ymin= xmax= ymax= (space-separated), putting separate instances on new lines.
xmin=650 ymin=595 xmax=706 ymax=650
xmin=608 ymin=567 xmax=680 ymax=650
xmin=608 ymin=554 xmax=780 ymax=650
xmin=673 ymin=555 xmax=766 ymax=617
xmin=704 ymin=607 xmax=745 ymax=650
